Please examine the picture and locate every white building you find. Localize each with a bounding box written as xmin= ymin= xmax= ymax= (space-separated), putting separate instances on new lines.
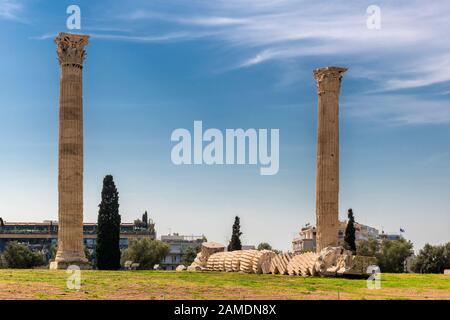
xmin=292 ymin=220 xmax=380 ymax=254
xmin=160 ymin=233 xmax=205 ymax=270
xmin=292 ymin=224 xmax=316 ymax=253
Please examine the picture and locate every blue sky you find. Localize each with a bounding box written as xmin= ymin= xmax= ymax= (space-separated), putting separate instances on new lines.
xmin=0 ymin=0 xmax=449 ymax=251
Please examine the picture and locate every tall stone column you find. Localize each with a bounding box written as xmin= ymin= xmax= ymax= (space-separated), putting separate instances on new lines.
xmin=313 ymin=66 xmax=347 ymax=253
xmin=50 ymin=32 xmax=90 ymax=269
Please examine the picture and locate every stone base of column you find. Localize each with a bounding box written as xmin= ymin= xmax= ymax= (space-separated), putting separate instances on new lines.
xmin=49 ymin=260 xmax=92 ymax=270
xmin=49 ymin=250 xmax=91 ymax=270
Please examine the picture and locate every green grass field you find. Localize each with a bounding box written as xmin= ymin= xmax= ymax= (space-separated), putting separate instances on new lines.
xmin=0 ymin=269 xmax=448 ymax=300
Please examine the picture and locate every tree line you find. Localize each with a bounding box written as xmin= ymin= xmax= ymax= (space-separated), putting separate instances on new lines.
xmin=0 ymin=191 xmax=448 ymax=273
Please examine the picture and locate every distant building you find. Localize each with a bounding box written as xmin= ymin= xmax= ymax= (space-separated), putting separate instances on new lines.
xmin=0 ymin=220 xmax=156 ymax=262
xmin=241 ymin=245 xmax=256 ymax=250
xmin=354 ymin=223 xmax=380 ymax=241
xmin=292 ymin=220 xmax=380 ymax=254
xmin=292 ymin=225 xmax=316 ymax=253
xmin=337 ymin=221 xmax=380 ymax=243
xmin=160 ymin=233 xmax=205 ymax=270
xmin=379 ymin=232 xmax=402 ymax=241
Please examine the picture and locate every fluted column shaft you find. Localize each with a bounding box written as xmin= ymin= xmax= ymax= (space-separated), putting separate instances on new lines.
xmin=54 ymin=32 xmax=89 ymax=265
xmin=314 ymin=66 xmax=347 ymax=253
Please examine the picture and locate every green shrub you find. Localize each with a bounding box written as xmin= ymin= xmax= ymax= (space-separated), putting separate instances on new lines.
xmin=376 ymin=239 xmax=414 ymax=273
xmin=412 ymin=243 xmax=450 ymax=273
xmin=121 ymin=238 xmax=170 ymax=270
xmin=3 ymin=241 xmax=45 ymax=269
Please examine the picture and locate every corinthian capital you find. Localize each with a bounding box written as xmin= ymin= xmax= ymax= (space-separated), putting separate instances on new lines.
xmin=55 ymin=32 xmax=89 ymax=67
xmin=314 ymin=66 xmax=347 ymax=94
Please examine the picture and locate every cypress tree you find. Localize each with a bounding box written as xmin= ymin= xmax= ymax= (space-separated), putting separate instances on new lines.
xmin=227 ymin=216 xmax=242 ymax=251
xmin=344 ymin=208 xmax=357 ymax=254
xmin=142 ymin=211 xmax=148 ymax=228
xmin=96 ymin=175 xmax=121 ymax=270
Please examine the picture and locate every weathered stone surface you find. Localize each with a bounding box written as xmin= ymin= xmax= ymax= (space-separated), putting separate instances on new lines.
xmin=231 ymin=250 xmax=243 ymax=272
xmin=49 ymin=261 xmax=91 ymax=270
xmin=216 ymin=252 xmax=227 ymax=271
xmin=314 ymin=66 xmax=347 ymax=253
xmin=287 ymin=252 xmax=318 ymax=276
xmin=189 ymin=242 xmax=225 ymax=270
xmin=193 ymin=246 xmax=373 ymax=278
xmin=312 ymin=246 xmax=376 ymax=277
xmin=131 ymin=263 xmax=140 ymax=270
xmin=343 ymin=256 xmax=377 ymax=276
xmin=201 ymin=249 xmax=276 ymax=274
xmin=51 ymin=32 xmax=90 ymax=270
xmin=269 ymin=252 xmax=292 ymax=275
xmin=187 ymin=265 xmax=202 ymax=271
xmin=251 ymin=251 xmax=263 ymax=274
xmin=176 ymin=265 xmax=187 ymax=272
xmin=259 ymin=250 xmax=276 ymax=274
xmin=240 ymin=250 xmax=258 ymax=273
xmin=224 ymin=252 xmax=234 ymax=272
xmin=314 ymin=246 xmax=350 ymax=275
xmin=202 ymin=242 xmax=225 ymax=256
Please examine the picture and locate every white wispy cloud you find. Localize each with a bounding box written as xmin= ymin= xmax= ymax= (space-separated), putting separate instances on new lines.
xmin=177 ymin=16 xmax=249 ymax=27
xmin=109 ymin=0 xmax=450 ymax=125
xmin=30 ymin=32 xmax=56 ymax=40
xmin=344 ymin=94 xmax=450 ymax=125
xmin=0 ymin=0 xmax=22 ymax=21
xmin=27 ymin=1 xmax=450 ymax=93
xmin=385 ymin=54 xmax=450 ymax=90
xmin=117 ymin=0 xmax=450 ymax=91
xmin=89 ymin=32 xmax=202 ymax=43
xmin=123 ymin=10 xmax=248 ymax=27
xmin=32 ymin=31 xmax=211 ymax=43
xmin=29 ymin=0 xmax=450 ymax=124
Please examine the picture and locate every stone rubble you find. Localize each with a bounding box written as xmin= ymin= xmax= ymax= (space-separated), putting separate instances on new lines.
xmin=188 ymin=242 xmax=375 ymax=277
xmin=190 ymin=241 xmax=225 ymax=271
xmin=176 ymin=265 xmax=187 ymax=272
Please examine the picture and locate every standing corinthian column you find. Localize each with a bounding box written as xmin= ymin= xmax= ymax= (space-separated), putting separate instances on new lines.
xmin=50 ymin=33 xmax=90 ymax=269
xmin=313 ymin=66 xmax=347 ymax=253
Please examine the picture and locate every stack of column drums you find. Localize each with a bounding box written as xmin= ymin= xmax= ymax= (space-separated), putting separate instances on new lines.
xmin=205 ymin=249 xmax=319 ymax=276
